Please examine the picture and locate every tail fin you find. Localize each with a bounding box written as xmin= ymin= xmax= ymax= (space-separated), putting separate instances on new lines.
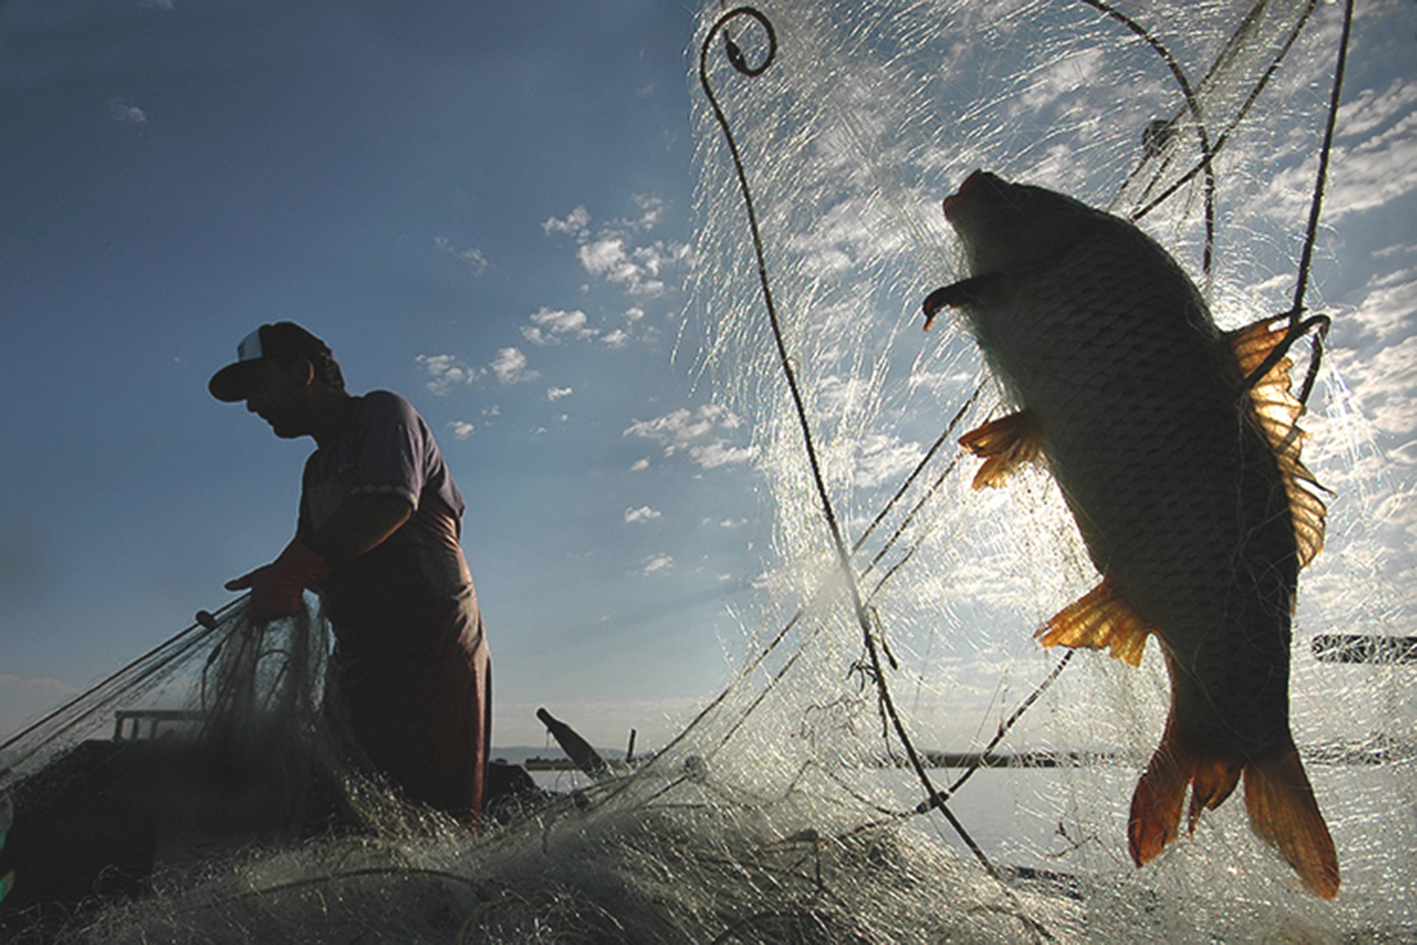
xmin=1129 ymin=720 xmax=1339 ymax=899
xmin=1128 ymin=714 xmax=1241 ymax=867
xmin=1244 ymin=743 xmax=1340 ymax=899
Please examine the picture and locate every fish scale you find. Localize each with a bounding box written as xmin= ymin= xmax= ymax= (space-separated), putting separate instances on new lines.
xmin=923 ymin=170 xmax=1338 ymax=898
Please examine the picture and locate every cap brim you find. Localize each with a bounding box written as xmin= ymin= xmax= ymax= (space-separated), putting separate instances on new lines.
xmin=208 ymin=360 xmax=262 ymax=402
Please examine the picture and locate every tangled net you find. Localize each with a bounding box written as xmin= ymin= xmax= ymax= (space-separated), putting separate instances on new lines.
xmin=2 ymin=1 xmax=1413 ymax=942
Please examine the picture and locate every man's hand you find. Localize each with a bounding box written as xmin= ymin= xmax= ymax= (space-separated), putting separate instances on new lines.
xmin=226 ymin=539 xmax=331 ymax=620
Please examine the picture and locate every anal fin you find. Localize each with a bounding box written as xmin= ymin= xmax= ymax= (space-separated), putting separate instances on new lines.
xmin=1037 ymin=578 xmax=1154 ymax=667
xmin=959 ymin=409 xmax=1045 ymax=490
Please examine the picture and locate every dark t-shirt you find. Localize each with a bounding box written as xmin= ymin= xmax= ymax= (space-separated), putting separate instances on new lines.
xmin=297 ymin=391 xmax=490 ymax=817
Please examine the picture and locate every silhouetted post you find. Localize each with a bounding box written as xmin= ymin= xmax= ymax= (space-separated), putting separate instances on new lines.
xmin=536 ymin=708 xmax=609 ymax=779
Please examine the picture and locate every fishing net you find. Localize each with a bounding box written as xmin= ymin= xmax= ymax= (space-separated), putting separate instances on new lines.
xmin=4 ymin=1 xmax=1414 ymax=941
xmin=0 ymin=602 xmax=439 ymax=938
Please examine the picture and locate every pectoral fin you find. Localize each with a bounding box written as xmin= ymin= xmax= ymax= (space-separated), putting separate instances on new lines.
xmin=1227 ymin=316 xmax=1328 ymax=568
xmin=959 ymin=409 xmax=1045 ymax=490
xmin=921 ymin=273 xmax=1004 ymax=329
xmin=1037 ymin=579 xmax=1154 ymax=667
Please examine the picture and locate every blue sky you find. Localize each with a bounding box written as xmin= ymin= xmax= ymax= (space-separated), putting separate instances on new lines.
xmin=3 ymin=0 xmax=1415 ymax=756
xmin=1 ymin=0 xmax=756 ymax=748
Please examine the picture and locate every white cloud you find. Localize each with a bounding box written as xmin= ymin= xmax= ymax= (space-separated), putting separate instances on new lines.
xmin=579 ymin=238 xmax=635 ymax=280
xmin=624 ymin=404 xmax=756 ymax=471
xmin=783 ymin=197 xmax=907 ymax=279
xmin=1349 ymin=272 xmax=1417 ymax=343
xmin=434 ymin=236 xmax=488 ymax=275
xmin=575 ymin=228 xmax=688 ymax=298
xmin=630 ymin=458 xmax=650 ymax=471
xmin=642 ymin=555 xmax=674 ymax=575
xmin=625 ymin=506 xmax=661 ymax=523
xmin=544 ymin=196 xmax=688 ymax=313
xmin=417 ymin=353 xmax=483 ymax=395
xmin=522 ymin=307 xmax=596 ymax=346
xmin=1338 ymin=77 xmax=1417 ymax=139
xmin=491 ymin=347 xmax=538 ymax=385
xmin=543 ymin=206 xmax=591 ymax=236
xmin=482 ymin=404 xmax=501 ymax=418
xmin=624 ymin=404 xmax=728 ymax=445
xmin=547 ymin=386 xmax=573 ymax=401
xmin=1015 ymin=48 xmax=1105 ymax=114
xmin=601 ymin=309 xmax=652 ymax=349
xmin=1260 ymin=99 xmax=1417 ymax=222
xmin=853 ymin=433 xmax=926 ymax=488
xmin=1330 ymin=335 xmax=1417 ymax=443
xmin=449 ymin=420 xmax=476 ymax=439
xmin=1326 ymin=112 xmax=1417 ymax=219
xmin=109 ymin=99 xmax=147 ymax=123
xmin=688 ymin=441 xmax=757 ymax=469
xmin=628 ymin=194 xmax=668 ymax=230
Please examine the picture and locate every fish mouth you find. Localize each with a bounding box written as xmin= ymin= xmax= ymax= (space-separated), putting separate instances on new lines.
xmin=943 ymin=170 xmax=1001 ymax=222
xmin=943 ymin=169 xmax=985 ymax=221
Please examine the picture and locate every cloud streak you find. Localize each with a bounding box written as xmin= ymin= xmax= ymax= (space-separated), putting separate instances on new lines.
xmin=623 ymin=404 xmax=756 ymax=470
xmin=625 ymin=506 xmax=661 ymax=523
xmin=434 ymin=236 xmax=489 ymax=276
xmin=522 ymin=307 xmax=595 ymax=346
xmin=417 ymin=354 xmax=483 ymax=395
xmin=545 ymin=196 xmax=690 ymax=300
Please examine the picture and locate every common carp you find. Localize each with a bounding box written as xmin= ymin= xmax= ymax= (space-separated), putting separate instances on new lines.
xmin=923 ymin=170 xmax=1338 ymax=897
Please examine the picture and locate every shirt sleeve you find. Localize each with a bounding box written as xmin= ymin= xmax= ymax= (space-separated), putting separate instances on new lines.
xmin=347 ymin=392 xmax=429 ymax=509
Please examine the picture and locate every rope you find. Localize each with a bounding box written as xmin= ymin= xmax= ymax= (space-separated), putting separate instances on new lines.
xmin=1123 ymin=1 xmax=1322 ymax=227
xmin=1079 ymin=0 xmax=1217 ymax=276
xmin=1239 ymin=0 xmax=1354 ymax=408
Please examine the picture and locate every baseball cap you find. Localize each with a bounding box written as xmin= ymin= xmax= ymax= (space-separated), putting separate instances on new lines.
xmin=208 ymin=322 xmax=345 ymax=402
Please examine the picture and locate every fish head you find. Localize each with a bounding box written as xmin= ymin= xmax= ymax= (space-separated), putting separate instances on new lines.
xmin=943 ymin=170 xmax=1105 ymax=274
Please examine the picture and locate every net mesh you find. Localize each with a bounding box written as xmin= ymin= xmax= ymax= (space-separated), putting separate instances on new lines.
xmin=3 ymin=1 xmax=1413 ymax=941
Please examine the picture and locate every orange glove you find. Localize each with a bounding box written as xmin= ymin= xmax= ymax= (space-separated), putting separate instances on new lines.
xmin=225 ymin=538 xmax=331 ymax=620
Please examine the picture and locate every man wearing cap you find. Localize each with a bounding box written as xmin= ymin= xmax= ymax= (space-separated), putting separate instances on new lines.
xmin=210 ymin=322 xmax=491 ymax=825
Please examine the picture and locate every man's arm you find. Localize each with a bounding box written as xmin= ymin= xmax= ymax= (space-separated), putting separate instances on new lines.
xmin=303 ymin=493 xmax=413 ymax=567
xmin=226 ymin=494 xmax=412 ymax=618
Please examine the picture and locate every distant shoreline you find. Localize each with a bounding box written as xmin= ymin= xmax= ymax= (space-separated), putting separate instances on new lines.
xmin=495 ymin=740 xmax=1414 ymax=772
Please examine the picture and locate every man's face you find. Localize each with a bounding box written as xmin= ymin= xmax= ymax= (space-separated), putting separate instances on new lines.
xmin=243 ymin=359 xmax=312 ymax=439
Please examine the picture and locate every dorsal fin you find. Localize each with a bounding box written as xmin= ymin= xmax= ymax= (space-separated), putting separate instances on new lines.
xmin=1227 ymin=316 xmax=1327 ymax=569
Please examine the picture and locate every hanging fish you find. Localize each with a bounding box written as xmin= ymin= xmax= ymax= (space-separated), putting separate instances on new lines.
xmin=922 ymin=170 xmax=1337 ymax=898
